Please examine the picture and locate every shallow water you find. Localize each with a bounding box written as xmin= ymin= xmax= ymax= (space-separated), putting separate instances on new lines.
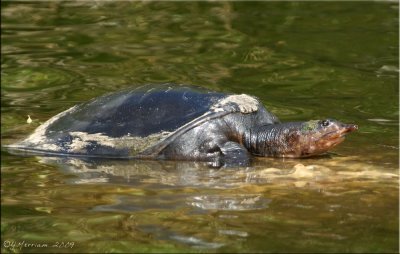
xmin=1 ymin=1 xmax=399 ymax=253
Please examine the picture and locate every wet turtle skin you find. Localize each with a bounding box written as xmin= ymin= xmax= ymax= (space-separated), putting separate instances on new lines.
xmin=8 ymin=84 xmax=357 ymax=167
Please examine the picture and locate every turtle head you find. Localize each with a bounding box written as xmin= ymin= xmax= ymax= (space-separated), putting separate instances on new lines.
xmin=294 ymin=119 xmax=358 ymax=157
xmin=249 ymin=119 xmax=357 ymax=158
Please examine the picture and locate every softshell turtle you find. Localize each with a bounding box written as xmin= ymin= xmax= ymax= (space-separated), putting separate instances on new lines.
xmin=8 ymin=84 xmax=357 ymax=166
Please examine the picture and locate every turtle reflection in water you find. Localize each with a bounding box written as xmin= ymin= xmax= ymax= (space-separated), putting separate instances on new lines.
xmin=8 ymin=84 xmax=357 ymax=167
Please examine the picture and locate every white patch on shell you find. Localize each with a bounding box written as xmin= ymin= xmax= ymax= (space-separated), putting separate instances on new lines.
xmin=211 ymin=94 xmax=259 ymax=114
xmin=67 ymin=131 xmax=172 ymax=155
xmin=68 ymin=132 xmax=115 ymax=152
xmin=10 ymin=105 xmax=79 ymax=151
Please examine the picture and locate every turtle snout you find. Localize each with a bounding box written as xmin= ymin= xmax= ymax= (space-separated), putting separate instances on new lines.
xmin=342 ymin=123 xmax=358 ymax=134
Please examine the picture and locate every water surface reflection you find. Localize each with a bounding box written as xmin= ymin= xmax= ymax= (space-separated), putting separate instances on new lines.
xmin=36 ymin=156 xmax=398 ymax=207
xmin=2 ymin=148 xmax=398 ymax=252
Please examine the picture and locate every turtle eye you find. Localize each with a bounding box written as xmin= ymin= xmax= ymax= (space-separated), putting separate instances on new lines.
xmin=321 ymin=120 xmax=330 ymax=127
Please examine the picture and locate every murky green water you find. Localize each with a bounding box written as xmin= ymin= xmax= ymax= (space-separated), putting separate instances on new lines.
xmin=1 ymin=1 xmax=398 ymax=253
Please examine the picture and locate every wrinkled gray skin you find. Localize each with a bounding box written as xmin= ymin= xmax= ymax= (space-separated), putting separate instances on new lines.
xmin=159 ymin=114 xmax=357 ymax=167
xmin=8 ymin=84 xmax=357 ymax=167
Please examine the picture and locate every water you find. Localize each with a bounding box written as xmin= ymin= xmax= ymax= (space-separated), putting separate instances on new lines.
xmin=1 ymin=1 xmax=398 ymax=253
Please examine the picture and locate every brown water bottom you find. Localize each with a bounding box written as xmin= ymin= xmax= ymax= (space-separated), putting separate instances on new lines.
xmin=1 ymin=152 xmax=399 ymax=253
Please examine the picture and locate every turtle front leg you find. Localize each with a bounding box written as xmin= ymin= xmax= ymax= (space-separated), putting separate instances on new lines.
xmin=218 ymin=141 xmax=251 ymax=167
